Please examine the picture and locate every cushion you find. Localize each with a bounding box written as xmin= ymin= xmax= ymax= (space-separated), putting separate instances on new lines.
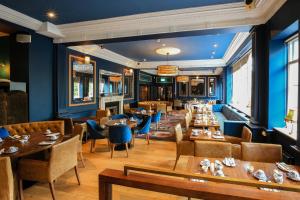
xmin=0 ymin=127 xmax=10 ymax=139
xmin=212 ymin=104 xmax=224 ymax=112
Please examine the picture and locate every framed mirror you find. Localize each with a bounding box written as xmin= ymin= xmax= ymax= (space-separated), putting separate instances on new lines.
xmin=123 ymin=68 xmax=134 ymax=99
xmin=178 ymin=82 xmax=189 ymax=96
xmin=99 ymin=70 xmax=122 ymax=96
xmin=69 ymin=55 xmax=96 ymax=106
xmin=208 ymin=77 xmax=217 ymax=97
xmin=190 ymin=77 xmax=206 ymax=97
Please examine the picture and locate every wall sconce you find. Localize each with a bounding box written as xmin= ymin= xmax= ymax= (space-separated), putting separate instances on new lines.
xmin=84 ymin=56 xmax=90 ymax=64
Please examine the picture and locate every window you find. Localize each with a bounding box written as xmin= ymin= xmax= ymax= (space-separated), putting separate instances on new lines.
xmin=286 ymin=35 xmax=299 ymax=139
xmin=231 ymin=51 xmax=252 ymax=116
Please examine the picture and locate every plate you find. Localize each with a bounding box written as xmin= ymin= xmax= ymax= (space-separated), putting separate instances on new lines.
xmin=276 ymin=162 xmax=293 ymax=172
xmin=46 ymin=133 xmax=60 ymax=137
xmin=253 ymin=170 xmax=267 ymax=181
xmin=287 ymin=171 xmax=300 ymax=182
xmin=38 ymin=141 xmax=56 ymax=146
xmin=222 ymin=157 xmax=236 ymax=167
xmin=4 ymin=147 xmax=19 ymax=154
xmin=212 ymin=135 xmax=224 ymax=139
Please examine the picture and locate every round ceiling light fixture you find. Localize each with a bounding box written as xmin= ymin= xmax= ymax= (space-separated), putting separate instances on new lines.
xmin=47 ymin=11 xmax=57 ymax=19
xmin=156 ymin=47 xmax=181 ymax=56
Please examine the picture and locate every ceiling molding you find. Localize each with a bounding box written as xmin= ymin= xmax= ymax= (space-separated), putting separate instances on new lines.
xmin=0 ymin=0 xmax=286 ymax=43
xmin=223 ymin=32 xmax=250 ymax=63
xmin=37 ymin=22 xmax=64 ymax=38
xmin=139 ymin=59 xmax=226 ymax=69
xmin=69 ymin=45 xmax=137 ymax=68
xmin=53 ymin=0 xmax=286 ymax=43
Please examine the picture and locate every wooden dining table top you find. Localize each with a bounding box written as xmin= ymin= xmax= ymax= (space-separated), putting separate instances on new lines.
xmin=106 ymin=119 xmax=138 ymax=128
xmin=187 ymin=128 xmax=225 ymax=142
xmin=0 ymin=132 xmax=64 ymax=158
xmin=176 ymin=156 xmax=300 ymax=199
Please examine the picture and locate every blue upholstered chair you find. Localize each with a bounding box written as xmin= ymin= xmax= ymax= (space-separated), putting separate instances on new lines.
xmin=0 ymin=128 xmax=9 ymax=139
xmin=133 ymin=116 xmax=152 ymax=145
xmin=111 ymin=114 xmax=128 ymax=120
xmin=136 ymin=107 xmax=145 ymax=112
xmin=151 ymin=111 xmax=162 ymax=130
xmin=86 ymin=120 xmax=108 ymax=153
xmin=108 ymin=125 xmax=132 ymax=158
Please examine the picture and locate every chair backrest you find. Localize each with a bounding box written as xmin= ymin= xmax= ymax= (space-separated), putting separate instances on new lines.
xmin=49 ymin=135 xmax=79 ymax=181
xmin=99 ymin=117 xmax=109 ymax=127
xmin=241 ymin=126 xmax=252 ymax=142
xmin=138 ymin=116 xmax=152 ymax=134
xmin=174 ymin=123 xmax=183 ymax=144
xmin=86 ymin=120 xmax=98 ymax=131
xmin=241 ymin=142 xmax=282 ymax=163
xmin=111 ymin=114 xmax=128 ymax=120
xmin=74 ymin=124 xmax=84 ymax=142
xmin=124 ymin=104 xmax=130 ymax=111
xmin=152 ymin=111 xmax=162 ymax=123
xmin=184 ymin=115 xmax=190 ymax=130
xmin=0 ymin=157 xmax=13 ymax=200
xmin=59 ymin=118 xmax=74 ymax=135
xmin=157 ymin=104 xmax=167 ymax=114
xmin=96 ymin=109 xmax=111 ymax=119
xmin=108 ymin=125 xmax=132 ymax=144
xmin=195 ymin=141 xmax=232 ymax=158
xmin=174 ymin=100 xmax=182 ymax=107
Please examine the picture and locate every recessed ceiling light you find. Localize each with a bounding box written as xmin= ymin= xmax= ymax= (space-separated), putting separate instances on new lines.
xmin=156 ymin=47 xmax=181 ymax=56
xmin=211 ymin=56 xmax=214 ymax=59
xmin=213 ymin=43 xmax=218 ymax=48
xmin=162 ymin=43 xmax=166 ymax=47
xmin=212 ymin=51 xmax=216 ymax=55
xmin=47 ymin=11 xmax=57 ymax=19
xmin=143 ymin=58 xmax=147 ymax=62
xmin=157 ymin=39 xmax=161 ymax=43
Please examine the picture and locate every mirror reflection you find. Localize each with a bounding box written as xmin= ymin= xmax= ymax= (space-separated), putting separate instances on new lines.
xmin=99 ymin=70 xmax=123 ymax=96
xmin=69 ymin=55 xmax=96 ymax=106
xmin=190 ymin=77 xmax=206 ymax=97
xmin=208 ymin=77 xmax=217 ymax=97
xmin=123 ymin=68 xmax=134 ymax=99
xmin=178 ymin=82 xmax=189 ymax=96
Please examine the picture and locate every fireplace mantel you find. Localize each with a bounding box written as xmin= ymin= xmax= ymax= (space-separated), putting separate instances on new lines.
xmin=99 ymin=95 xmax=124 ymax=114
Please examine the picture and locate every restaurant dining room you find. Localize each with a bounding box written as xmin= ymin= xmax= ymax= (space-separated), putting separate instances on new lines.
xmin=0 ymin=0 xmax=299 ymax=200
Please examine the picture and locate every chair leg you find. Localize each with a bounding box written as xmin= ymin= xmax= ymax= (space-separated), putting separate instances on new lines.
xmin=125 ymin=143 xmax=129 ymax=158
xmin=110 ymin=144 xmax=115 ymax=158
xmin=49 ymin=182 xmax=56 ymax=200
xmin=107 ymin=139 xmax=110 ymax=151
xmin=79 ymin=152 xmax=85 ymax=168
xmin=156 ymin=122 xmax=159 ymax=130
xmin=74 ymin=166 xmax=81 ymax=185
xmin=146 ymin=134 xmax=150 ymax=145
xmin=90 ymin=139 xmax=94 ymax=153
xmin=132 ymin=133 xmax=135 ymax=146
xmin=173 ymin=155 xmax=180 ymax=170
xmin=18 ymin=179 xmax=24 ymax=200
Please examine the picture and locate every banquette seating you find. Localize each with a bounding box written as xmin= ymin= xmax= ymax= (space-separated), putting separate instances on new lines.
xmin=2 ymin=121 xmax=64 ymax=136
xmin=212 ymin=104 xmax=248 ymax=136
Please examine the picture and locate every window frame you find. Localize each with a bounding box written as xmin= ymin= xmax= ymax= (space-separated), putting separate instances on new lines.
xmin=285 ymin=34 xmax=299 ymax=140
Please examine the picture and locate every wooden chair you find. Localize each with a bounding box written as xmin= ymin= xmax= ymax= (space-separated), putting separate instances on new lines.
xmin=123 ymin=103 xmax=131 ymax=113
xmin=157 ymin=104 xmax=167 ymax=119
xmin=225 ymin=126 xmax=253 ymax=144
xmin=74 ymin=124 xmax=85 ymax=167
xmin=194 ymin=141 xmax=232 ymax=158
xmin=173 ymin=123 xmax=194 ymax=170
xmin=173 ymin=99 xmax=182 ymax=110
xmin=241 ymin=142 xmax=282 ymax=163
xmin=96 ymin=109 xmax=111 ymax=121
xmin=0 ymin=157 xmax=13 ymax=200
xmin=18 ymin=135 xmax=80 ymax=200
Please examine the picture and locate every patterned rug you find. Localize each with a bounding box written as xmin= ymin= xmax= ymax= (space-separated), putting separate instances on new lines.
xmin=136 ymin=111 xmax=186 ymax=141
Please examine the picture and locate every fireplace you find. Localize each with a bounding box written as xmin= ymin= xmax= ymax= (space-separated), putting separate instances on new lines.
xmin=99 ymin=95 xmax=124 ymax=114
xmin=105 ymin=101 xmax=119 ymax=115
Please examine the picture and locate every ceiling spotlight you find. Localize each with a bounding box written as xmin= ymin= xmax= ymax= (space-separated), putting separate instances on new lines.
xmin=47 ymin=11 xmax=56 ymax=19
xmin=212 ymin=51 xmax=216 ymax=55
xmin=211 ymin=56 xmax=214 ymax=59
xmin=162 ymin=43 xmax=166 ymax=47
xmin=196 ymin=76 xmax=199 ymax=79
xmin=143 ymin=58 xmax=147 ymax=62
xmin=213 ymin=43 xmax=218 ymax=48
xmin=157 ymin=39 xmax=161 ymax=43
xmin=245 ymin=0 xmax=255 ymax=10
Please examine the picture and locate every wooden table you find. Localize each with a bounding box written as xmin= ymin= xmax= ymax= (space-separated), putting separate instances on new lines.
xmin=187 ymin=128 xmax=225 ymax=142
xmin=0 ymin=132 xmax=64 ymax=158
xmin=176 ymin=156 xmax=300 ymax=199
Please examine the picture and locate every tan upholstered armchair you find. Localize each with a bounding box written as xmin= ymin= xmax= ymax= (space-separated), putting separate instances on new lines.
xmin=2 ymin=121 xmax=64 ymax=136
xmin=96 ymin=109 xmax=111 ymax=123
xmin=225 ymin=126 xmax=252 ymax=144
xmin=18 ymin=135 xmax=80 ymax=200
xmin=74 ymin=124 xmax=86 ymax=167
xmin=0 ymin=157 xmax=13 ymax=200
xmin=241 ymin=142 xmax=282 ymax=163
xmin=173 ymin=123 xmax=195 ymax=170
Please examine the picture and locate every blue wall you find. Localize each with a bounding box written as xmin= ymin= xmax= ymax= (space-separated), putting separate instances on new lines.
xmin=28 ymin=33 xmax=54 ymax=121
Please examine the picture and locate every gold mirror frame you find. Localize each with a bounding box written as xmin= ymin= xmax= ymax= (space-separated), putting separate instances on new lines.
xmin=69 ymin=55 xmax=96 ymax=107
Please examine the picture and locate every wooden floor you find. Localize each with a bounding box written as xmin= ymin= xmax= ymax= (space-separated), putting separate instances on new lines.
xmin=22 ymin=138 xmax=190 ymax=200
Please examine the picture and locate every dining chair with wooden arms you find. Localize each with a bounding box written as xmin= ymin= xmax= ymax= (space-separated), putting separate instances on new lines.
xmin=133 ymin=116 xmax=152 ymax=145
xmin=241 ymin=142 xmax=282 ymax=163
xmin=86 ymin=120 xmax=108 ymax=153
xmin=194 ymin=141 xmax=232 ymax=158
xmin=173 ymin=123 xmax=195 ymax=170
xmin=0 ymin=157 xmax=13 ymax=200
xmin=225 ymin=126 xmax=253 ymax=144
xmin=18 ymin=135 xmax=80 ymax=200
xmin=74 ymin=124 xmax=85 ymax=167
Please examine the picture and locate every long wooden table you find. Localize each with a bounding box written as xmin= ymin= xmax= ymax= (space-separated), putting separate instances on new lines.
xmin=187 ymin=128 xmax=226 ymax=142
xmin=106 ymin=119 xmax=137 ymax=129
xmin=175 ymin=156 xmax=300 ymax=199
